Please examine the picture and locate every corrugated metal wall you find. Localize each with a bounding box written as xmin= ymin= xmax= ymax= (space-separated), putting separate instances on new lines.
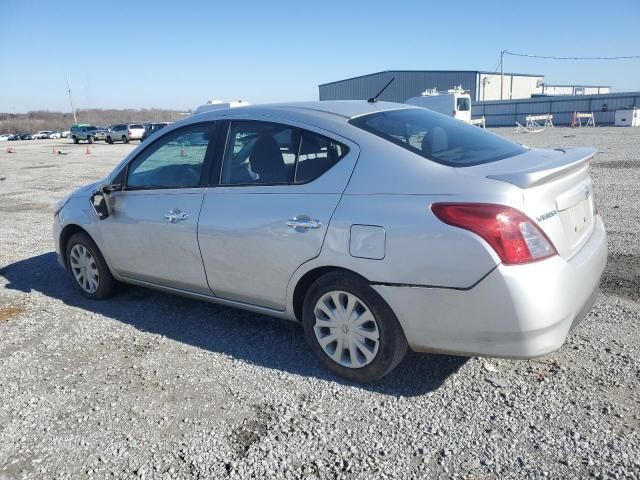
xmin=319 ymin=71 xmax=478 ymax=103
xmin=472 ymin=92 xmax=640 ymax=126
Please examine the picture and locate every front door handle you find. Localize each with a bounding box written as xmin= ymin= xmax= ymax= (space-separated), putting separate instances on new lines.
xmin=164 ymin=210 xmax=189 ymax=223
xmin=286 ymin=216 xmax=322 ymax=230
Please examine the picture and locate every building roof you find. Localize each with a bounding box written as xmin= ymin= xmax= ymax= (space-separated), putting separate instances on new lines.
xmin=319 ymin=70 xmax=545 ymax=87
xmin=543 ymin=83 xmax=610 ymax=88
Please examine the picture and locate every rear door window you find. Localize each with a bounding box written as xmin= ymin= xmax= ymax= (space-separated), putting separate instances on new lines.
xmin=295 ymin=131 xmax=349 ymax=183
xmin=350 ymin=108 xmax=527 ymax=167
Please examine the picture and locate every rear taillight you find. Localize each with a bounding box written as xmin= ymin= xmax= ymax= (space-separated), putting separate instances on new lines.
xmin=431 ymin=203 xmax=557 ymax=265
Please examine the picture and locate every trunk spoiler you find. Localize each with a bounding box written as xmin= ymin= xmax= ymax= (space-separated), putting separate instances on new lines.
xmin=487 ymin=147 xmax=596 ymax=189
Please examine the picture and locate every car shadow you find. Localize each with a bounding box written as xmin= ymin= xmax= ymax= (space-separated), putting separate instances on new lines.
xmin=0 ymin=253 xmax=467 ymax=397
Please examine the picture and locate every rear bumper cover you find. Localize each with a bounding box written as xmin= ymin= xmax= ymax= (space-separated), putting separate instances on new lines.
xmin=373 ymin=215 xmax=607 ymax=358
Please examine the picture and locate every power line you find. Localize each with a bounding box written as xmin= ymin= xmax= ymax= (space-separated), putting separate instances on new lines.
xmin=504 ymin=50 xmax=640 ymax=60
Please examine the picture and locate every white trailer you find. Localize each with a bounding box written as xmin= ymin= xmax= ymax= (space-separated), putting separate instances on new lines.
xmin=194 ymin=99 xmax=250 ymax=115
xmin=405 ymin=86 xmax=472 ymax=122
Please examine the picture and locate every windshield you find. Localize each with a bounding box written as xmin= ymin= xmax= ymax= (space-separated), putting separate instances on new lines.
xmin=349 ymin=108 xmax=527 ymax=167
xmin=457 ymin=97 xmax=471 ymax=111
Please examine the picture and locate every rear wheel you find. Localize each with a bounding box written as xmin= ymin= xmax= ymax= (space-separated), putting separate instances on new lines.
xmin=65 ymin=233 xmax=116 ymax=300
xmin=72 ymin=136 xmax=79 ymax=144
xmin=302 ymin=271 xmax=408 ymax=383
xmin=87 ymin=136 xmax=93 ymax=144
xmin=122 ymin=135 xmax=129 ymax=144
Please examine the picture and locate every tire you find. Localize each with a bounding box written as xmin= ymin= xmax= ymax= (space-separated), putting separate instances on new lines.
xmin=122 ymin=135 xmax=129 ymax=144
xmin=87 ymin=136 xmax=93 ymax=144
xmin=65 ymin=232 xmax=117 ymax=300
xmin=301 ymin=271 xmax=408 ymax=383
xmin=72 ymin=136 xmax=79 ymax=144
xmin=106 ymin=137 xmax=113 ymax=144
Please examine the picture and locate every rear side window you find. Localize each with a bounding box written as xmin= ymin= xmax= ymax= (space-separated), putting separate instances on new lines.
xmin=295 ymin=131 xmax=349 ymax=183
xmin=350 ymin=108 xmax=527 ymax=167
xmin=221 ymin=121 xmax=349 ymax=185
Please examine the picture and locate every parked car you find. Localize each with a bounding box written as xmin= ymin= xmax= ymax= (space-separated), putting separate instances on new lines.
xmin=33 ymin=131 xmax=53 ymax=139
xmin=8 ymin=134 xmax=20 ymax=141
xmin=70 ymin=124 xmax=105 ymax=144
xmin=141 ymin=122 xmax=171 ymax=142
xmin=0 ymin=134 xmax=11 ymax=141
xmin=60 ymin=130 xmax=70 ymax=138
xmin=18 ymin=133 xmax=33 ymax=140
xmin=105 ymin=124 xmax=146 ymax=144
xmin=53 ymin=101 xmax=607 ymax=382
xmin=47 ymin=132 xmax=62 ymax=139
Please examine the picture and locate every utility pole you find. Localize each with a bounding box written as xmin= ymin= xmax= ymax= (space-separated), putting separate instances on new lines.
xmin=66 ymin=75 xmax=77 ymax=124
xmin=500 ymin=50 xmax=505 ymax=101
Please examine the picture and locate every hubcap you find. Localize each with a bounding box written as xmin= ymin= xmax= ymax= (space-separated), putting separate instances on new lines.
xmin=313 ymin=291 xmax=380 ymax=369
xmin=69 ymin=244 xmax=99 ymax=294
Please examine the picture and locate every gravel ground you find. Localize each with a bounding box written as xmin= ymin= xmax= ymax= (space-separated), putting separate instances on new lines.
xmin=0 ymin=130 xmax=638 ymax=480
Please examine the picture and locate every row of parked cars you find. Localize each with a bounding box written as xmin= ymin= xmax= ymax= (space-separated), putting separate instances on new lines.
xmin=0 ymin=122 xmax=172 ymax=144
xmin=69 ymin=122 xmax=172 ymax=144
xmin=0 ymin=130 xmax=70 ymax=141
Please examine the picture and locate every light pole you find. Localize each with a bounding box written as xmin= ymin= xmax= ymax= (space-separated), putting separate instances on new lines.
xmin=66 ymin=75 xmax=77 ymax=124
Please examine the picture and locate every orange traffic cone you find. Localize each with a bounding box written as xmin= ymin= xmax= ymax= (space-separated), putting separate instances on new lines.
xmin=7 ymin=147 xmax=15 ymax=154
xmin=85 ymin=146 xmax=91 ymax=155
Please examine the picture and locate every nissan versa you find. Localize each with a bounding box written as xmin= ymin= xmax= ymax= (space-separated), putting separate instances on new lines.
xmin=53 ymin=101 xmax=607 ymax=382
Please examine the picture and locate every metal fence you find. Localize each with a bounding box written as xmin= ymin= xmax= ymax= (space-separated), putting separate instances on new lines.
xmin=472 ymin=91 xmax=640 ymax=127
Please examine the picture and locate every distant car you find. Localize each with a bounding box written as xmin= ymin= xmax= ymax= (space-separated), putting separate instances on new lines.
xmin=46 ymin=132 xmax=62 ymax=139
xmin=53 ymin=101 xmax=606 ymax=382
xmin=141 ymin=122 xmax=171 ymax=142
xmin=8 ymin=134 xmax=20 ymax=141
xmin=33 ymin=131 xmax=53 ymax=139
xmin=0 ymin=134 xmax=11 ymax=142
xmin=70 ymin=125 xmax=105 ymax=144
xmin=92 ymin=127 xmax=108 ymax=142
xmin=105 ymin=124 xmax=145 ymax=144
xmin=18 ymin=133 xmax=33 ymax=140
xmin=60 ymin=130 xmax=70 ymax=138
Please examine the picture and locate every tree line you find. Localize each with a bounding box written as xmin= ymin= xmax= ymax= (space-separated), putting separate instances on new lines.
xmin=0 ymin=108 xmax=188 ymax=134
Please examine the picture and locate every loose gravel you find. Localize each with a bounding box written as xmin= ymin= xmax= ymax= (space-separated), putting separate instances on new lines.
xmin=0 ymin=131 xmax=638 ymax=479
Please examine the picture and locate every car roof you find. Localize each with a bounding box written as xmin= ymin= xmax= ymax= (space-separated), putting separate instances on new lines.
xmin=196 ymin=100 xmax=414 ymax=121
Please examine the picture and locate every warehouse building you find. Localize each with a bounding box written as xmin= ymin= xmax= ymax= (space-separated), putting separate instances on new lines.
xmin=319 ymin=70 xmax=610 ymax=103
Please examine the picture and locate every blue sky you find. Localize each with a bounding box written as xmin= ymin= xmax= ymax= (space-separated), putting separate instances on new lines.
xmin=2 ymin=0 xmax=639 ymax=112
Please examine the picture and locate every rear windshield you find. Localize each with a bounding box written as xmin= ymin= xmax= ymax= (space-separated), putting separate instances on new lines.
xmin=456 ymin=97 xmax=471 ymax=111
xmin=130 ymin=124 xmax=144 ymax=129
xmin=349 ymin=108 xmax=527 ymax=167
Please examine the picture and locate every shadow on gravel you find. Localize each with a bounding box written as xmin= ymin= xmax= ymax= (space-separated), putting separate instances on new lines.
xmin=0 ymin=253 xmax=467 ymax=397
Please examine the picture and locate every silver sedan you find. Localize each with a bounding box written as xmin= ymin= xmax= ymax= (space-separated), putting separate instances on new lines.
xmin=53 ymin=101 xmax=607 ymax=382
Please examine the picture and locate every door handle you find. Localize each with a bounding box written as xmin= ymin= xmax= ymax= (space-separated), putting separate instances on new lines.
xmin=286 ymin=216 xmax=322 ymax=230
xmin=164 ymin=210 xmax=189 ymax=223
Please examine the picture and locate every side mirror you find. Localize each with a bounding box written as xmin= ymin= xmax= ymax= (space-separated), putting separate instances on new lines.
xmin=89 ymin=184 xmax=121 ymax=220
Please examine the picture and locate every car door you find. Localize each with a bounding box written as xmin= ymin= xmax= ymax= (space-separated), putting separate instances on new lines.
xmin=98 ymin=121 xmax=218 ymax=294
xmin=197 ymin=119 xmax=358 ymax=310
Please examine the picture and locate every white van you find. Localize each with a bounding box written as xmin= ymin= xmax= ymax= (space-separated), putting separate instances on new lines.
xmin=406 ymin=86 xmax=472 ymax=123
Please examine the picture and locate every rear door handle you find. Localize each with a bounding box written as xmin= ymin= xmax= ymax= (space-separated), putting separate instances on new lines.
xmin=164 ymin=210 xmax=189 ymax=223
xmin=286 ymin=216 xmax=322 ymax=230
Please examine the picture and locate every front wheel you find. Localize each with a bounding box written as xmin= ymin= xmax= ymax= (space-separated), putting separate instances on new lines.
xmin=66 ymin=233 xmax=117 ymax=300
xmin=87 ymin=136 xmax=93 ymax=144
xmin=72 ymin=136 xmax=79 ymax=144
xmin=106 ymin=137 xmax=113 ymax=144
xmin=122 ymin=135 xmax=129 ymax=144
xmin=302 ymin=271 xmax=408 ymax=383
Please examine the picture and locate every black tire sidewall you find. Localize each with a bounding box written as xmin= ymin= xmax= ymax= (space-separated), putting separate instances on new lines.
xmin=65 ymin=233 xmax=115 ymax=300
xmin=302 ymin=272 xmax=407 ymax=383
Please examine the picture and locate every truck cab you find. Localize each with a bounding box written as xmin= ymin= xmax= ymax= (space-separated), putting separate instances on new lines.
xmin=406 ymin=86 xmax=472 ymax=123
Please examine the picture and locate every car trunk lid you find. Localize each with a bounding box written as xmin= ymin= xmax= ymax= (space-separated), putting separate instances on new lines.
xmin=467 ymin=147 xmax=597 ymax=260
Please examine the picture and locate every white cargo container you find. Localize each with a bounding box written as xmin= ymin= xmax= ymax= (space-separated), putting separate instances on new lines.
xmin=614 ymin=108 xmax=640 ymax=127
xmin=194 ymin=99 xmax=249 ymax=115
xmin=405 ymin=86 xmax=472 ymax=122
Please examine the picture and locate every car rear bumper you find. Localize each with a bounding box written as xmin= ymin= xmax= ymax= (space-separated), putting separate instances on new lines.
xmin=373 ymin=215 xmax=607 ymax=358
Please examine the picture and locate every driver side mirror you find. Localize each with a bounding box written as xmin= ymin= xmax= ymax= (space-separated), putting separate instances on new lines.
xmin=90 ymin=184 xmax=121 ymax=220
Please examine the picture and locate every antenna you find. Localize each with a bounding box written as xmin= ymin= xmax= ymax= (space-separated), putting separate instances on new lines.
xmin=368 ymin=77 xmax=395 ymax=103
xmin=66 ymin=75 xmax=78 ymax=124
